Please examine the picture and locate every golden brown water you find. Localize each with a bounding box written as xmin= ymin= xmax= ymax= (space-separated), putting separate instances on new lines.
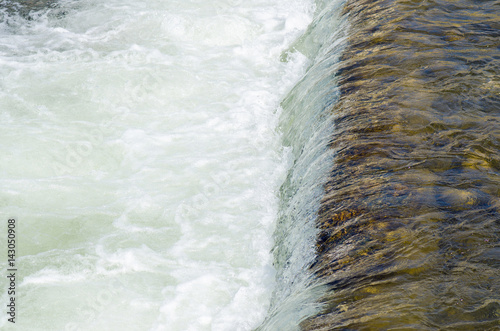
xmin=301 ymin=0 xmax=500 ymax=329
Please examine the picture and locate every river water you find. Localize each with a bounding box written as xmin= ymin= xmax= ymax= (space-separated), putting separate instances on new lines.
xmin=0 ymin=0 xmax=315 ymax=329
xmin=1 ymin=0 xmax=499 ymax=330
xmin=261 ymin=0 xmax=500 ymax=329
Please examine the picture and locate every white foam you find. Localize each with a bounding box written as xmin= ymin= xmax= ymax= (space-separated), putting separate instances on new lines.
xmin=0 ymin=0 xmax=314 ymax=329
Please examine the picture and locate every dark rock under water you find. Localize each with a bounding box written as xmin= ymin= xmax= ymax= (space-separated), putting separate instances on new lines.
xmin=299 ymin=0 xmax=500 ymax=329
xmin=1 ymin=0 xmax=59 ymax=19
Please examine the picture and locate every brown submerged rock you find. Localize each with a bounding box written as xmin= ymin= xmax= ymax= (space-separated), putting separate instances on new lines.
xmin=301 ymin=0 xmax=500 ymax=329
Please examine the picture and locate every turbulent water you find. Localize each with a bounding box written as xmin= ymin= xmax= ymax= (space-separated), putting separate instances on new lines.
xmin=0 ymin=0 xmax=315 ymax=329
xmin=1 ymin=0 xmax=499 ymax=330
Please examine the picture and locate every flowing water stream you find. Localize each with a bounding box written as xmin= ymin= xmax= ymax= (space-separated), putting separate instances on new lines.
xmin=1 ymin=0 xmax=499 ymax=330
xmin=262 ymin=0 xmax=500 ymax=329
